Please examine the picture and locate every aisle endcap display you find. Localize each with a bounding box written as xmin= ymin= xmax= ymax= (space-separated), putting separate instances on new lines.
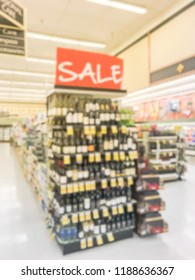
xmin=47 ymin=90 xmax=137 ymax=254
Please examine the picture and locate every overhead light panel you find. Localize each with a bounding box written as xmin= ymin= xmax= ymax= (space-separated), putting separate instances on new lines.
xmin=27 ymin=32 xmax=106 ymax=49
xmin=27 ymin=57 xmax=56 ymax=65
xmin=0 ymin=93 xmax=46 ymax=98
xmin=86 ymin=0 xmax=147 ymax=14
xmin=0 ymin=69 xmax=54 ymax=78
xmin=0 ymin=87 xmax=46 ymax=94
xmin=0 ymin=80 xmax=53 ymax=87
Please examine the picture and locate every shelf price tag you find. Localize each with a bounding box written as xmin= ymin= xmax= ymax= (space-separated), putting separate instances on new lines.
xmin=111 ymin=126 xmax=118 ymax=134
xmin=90 ymin=126 xmax=96 ymax=135
xmin=72 ymin=214 xmax=78 ymax=224
xmin=118 ymin=177 xmax=124 ymax=187
xmin=67 ymin=184 xmax=73 ymax=194
xmin=80 ymin=239 xmax=87 ymax=250
xmin=129 ymin=151 xmax=134 ymax=160
xmin=102 ymin=207 xmax=109 ymax=217
xmin=121 ymin=126 xmax=127 ymax=134
xmin=112 ymin=206 xmax=118 ymax=216
xmin=96 ymin=235 xmax=103 ymax=246
xmin=101 ymin=179 xmax=107 ymax=189
xmin=90 ymin=181 xmax=96 ymax=191
xmin=118 ymin=205 xmax=124 ymax=214
xmin=105 ymin=152 xmax=111 ymax=161
xmin=60 ymin=185 xmax=67 ymax=195
xmin=101 ymin=126 xmax=107 ymax=135
xmin=84 ymin=126 xmax=90 ymax=135
xmin=78 ymin=182 xmax=84 ymax=192
xmin=111 ymin=178 xmax=117 ymax=188
xmin=107 ymin=232 xmax=115 ymax=242
xmin=89 ymin=153 xmax=95 ymax=163
xmin=95 ymin=153 xmax=101 ymax=162
xmin=93 ymin=209 xmax=99 ymax=220
xmin=87 ymin=237 xmax=93 ymax=248
xmin=64 ymin=155 xmax=71 ymax=165
xmin=85 ymin=211 xmax=91 ymax=221
xmin=76 ymin=154 xmax=83 ymax=164
xmin=67 ymin=126 xmax=74 ymax=135
xmin=79 ymin=212 xmax=85 ymax=222
xmin=128 ymin=176 xmax=133 ymax=186
xmin=127 ymin=203 xmax=133 ymax=213
xmin=85 ymin=181 xmax=91 ymax=191
xmin=120 ymin=152 xmax=125 ymax=161
xmin=61 ymin=215 xmax=69 ymax=225
xmin=113 ymin=152 xmax=119 ymax=161
xmin=73 ymin=183 xmax=79 ymax=193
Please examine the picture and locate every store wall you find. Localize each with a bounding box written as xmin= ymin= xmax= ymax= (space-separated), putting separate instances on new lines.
xmin=150 ymin=5 xmax=195 ymax=72
xmin=117 ymin=3 xmax=195 ymax=91
xmin=118 ymin=38 xmax=150 ymax=92
xmin=0 ymin=102 xmax=46 ymax=118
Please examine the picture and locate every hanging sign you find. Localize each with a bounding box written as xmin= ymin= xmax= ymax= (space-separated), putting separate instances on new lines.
xmin=55 ymin=48 xmax=123 ymax=90
xmin=0 ymin=0 xmax=26 ymax=56
xmin=0 ymin=26 xmax=25 ymax=56
xmin=0 ymin=0 xmax=24 ymax=28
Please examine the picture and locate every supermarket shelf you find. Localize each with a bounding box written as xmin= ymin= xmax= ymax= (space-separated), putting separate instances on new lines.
xmin=150 ymin=159 xmax=177 ymax=165
xmin=50 ymin=174 xmax=136 ymax=191
xmin=185 ymin=150 xmax=195 ymax=157
xmin=159 ymin=173 xmax=178 ymax=181
xmin=56 ymin=227 xmax=134 ymax=255
xmin=149 ymin=136 xmax=177 ymax=141
xmin=151 ymin=149 xmax=177 ymax=153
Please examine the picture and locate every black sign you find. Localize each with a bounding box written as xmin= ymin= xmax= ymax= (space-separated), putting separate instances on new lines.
xmin=0 ymin=26 xmax=25 ymax=56
xmin=0 ymin=0 xmax=24 ymax=28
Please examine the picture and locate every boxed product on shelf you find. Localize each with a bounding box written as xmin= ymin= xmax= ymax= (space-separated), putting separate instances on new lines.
xmin=137 ymin=212 xmax=168 ymax=236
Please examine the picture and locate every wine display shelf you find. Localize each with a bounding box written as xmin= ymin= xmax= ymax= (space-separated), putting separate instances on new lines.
xmin=47 ymin=91 xmax=138 ymax=254
xmin=56 ymin=227 xmax=133 ymax=255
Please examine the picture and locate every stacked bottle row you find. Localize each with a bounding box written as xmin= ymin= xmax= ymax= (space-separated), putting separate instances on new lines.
xmin=47 ymin=93 xmax=137 ymax=250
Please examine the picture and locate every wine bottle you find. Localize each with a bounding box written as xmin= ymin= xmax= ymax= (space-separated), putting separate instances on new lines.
xmin=84 ymin=192 xmax=90 ymax=210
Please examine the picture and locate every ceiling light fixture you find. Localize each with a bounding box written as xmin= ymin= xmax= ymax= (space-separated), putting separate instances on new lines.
xmin=0 ymin=93 xmax=46 ymax=98
xmin=86 ymin=0 xmax=147 ymax=14
xmin=0 ymin=80 xmax=53 ymax=87
xmin=122 ymin=82 xmax=195 ymax=107
xmin=0 ymin=69 xmax=54 ymax=78
xmin=27 ymin=32 xmax=106 ymax=49
xmin=27 ymin=57 xmax=56 ymax=65
xmin=0 ymin=87 xmax=47 ymax=94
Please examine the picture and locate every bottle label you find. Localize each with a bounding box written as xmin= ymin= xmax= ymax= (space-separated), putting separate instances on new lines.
xmin=101 ymin=224 xmax=106 ymax=233
xmin=84 ymin=198 xmax=90 ymax=210
xmin=66 ymin=205 xmax=72 ymax=213
xmin=94 ymin=226 xmax=99 ymax=235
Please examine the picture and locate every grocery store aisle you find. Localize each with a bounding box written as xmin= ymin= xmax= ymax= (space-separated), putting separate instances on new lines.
xmin=0 ymin=143 xmax=195 ymax=260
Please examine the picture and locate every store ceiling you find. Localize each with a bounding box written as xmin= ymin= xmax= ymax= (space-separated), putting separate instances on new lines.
xmin=0 ymin=0 xmax=190 ymax=102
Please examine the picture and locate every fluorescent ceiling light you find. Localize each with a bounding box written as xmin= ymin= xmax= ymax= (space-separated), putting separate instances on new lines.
xmin=0 ymin=93 xmax=46 ymax=98
xmin=0 ymin=69 xmax=54 ymax=78
xmin=0 ymin=95 xmax=45 ymax=101
xmin=0 ymin=80 xmax=53 ymax=87
xmin=27 ymin=32 xmax=106 ymax=49
xmin=122 ymin=82 xmax=195 ymax=107
xmin=86 ymin=0 xmax=147 ymax=14
xmin=127 ymin=74 xmax=195 ymax=99
xmin=27 ymin=57 xmax=56 ymax=65
xmin=0 ymin=87 xmax=46 ymax=94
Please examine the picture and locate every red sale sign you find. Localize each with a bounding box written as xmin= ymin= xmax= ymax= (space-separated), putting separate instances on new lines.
xmin=55 ymin=48 xmax=123 ymax=90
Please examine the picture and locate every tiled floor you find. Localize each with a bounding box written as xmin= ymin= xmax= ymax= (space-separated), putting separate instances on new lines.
xmin=0 ymin=143 xmax=195 ymax=260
